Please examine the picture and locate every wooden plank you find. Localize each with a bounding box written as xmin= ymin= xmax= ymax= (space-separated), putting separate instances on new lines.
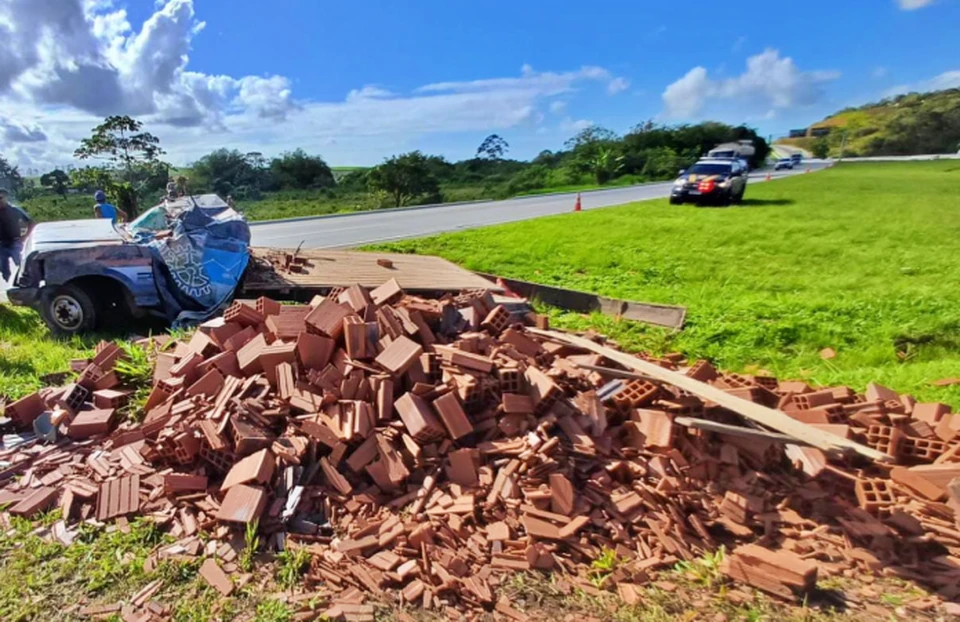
xmin=530 ymin=329 xmax=889 ymax=461
xmin=243 ymin=248 xmax=501 ymax=294
xmin=674 ymin=416 xmax=817 ymax=447
xmin=475 ymin=272 xmax=686 ymax=330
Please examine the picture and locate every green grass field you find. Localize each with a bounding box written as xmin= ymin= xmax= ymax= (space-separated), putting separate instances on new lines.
xmin=374 ymin=161 xmax=960 ymax=405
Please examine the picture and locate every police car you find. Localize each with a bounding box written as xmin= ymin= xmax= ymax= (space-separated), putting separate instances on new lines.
xmin=669 ymin=158 xmax=748 ymax=206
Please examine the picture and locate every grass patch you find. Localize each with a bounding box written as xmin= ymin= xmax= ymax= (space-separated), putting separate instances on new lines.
xmin=372 ymin=161 xmax=960 ymax=405
xmin=0 ymin=517 xmax=317 ymax=621
xmin=0 ymin=306 xmax=92 ymax=399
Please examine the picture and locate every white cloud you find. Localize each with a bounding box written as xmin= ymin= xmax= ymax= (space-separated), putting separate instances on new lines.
xmin=417 ymin=65 xmax=614 ymax=96
xmin=872 ymin=66 xmax=889 ymax=78
xmin=927 ymin=70 xmax=960 ymax=90
xmin=0 ymin=0 xmax=629 ymax=169
xmin=896 ymin=0 xmax=936 ymax=9
xmin=346 ymin=85 xmax=395 ymax=102
xmin=0 ymin=0 xmax=296 ymax=126
xmin=662 ymin=49 xmax=840 ymax=118
xmin=607 ymin=77 xmax=630 ymax=95
xmin=885 ymin=69 xmax=960 ymax=97
xmin=560 ymin=118 xmax=593 ymax=133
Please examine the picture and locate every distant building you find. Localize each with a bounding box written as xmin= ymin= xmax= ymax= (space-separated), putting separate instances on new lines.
xmin=810 ymin=127 xmax=832 ymax=137
xmin=789 ymin=129 xmax=808 ymax=138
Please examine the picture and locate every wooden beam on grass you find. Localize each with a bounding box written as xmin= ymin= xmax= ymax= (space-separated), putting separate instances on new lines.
xmin=529 ymin=328 xmax=890 ymax=462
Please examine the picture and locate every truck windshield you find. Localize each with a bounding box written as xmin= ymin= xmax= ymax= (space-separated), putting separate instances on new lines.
xmin=128 ymin=206 xmax=169 ymax=233
xmin=687 ymin=163 xmax=732 ymax=176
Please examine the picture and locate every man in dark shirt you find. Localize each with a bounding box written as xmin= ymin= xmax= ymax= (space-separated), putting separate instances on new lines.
xmin=0 ymin=188 xmax=33 ymax=283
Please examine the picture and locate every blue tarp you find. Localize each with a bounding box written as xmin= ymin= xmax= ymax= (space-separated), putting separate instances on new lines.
xmin=146 ymin=203 xmax=250 ymax=327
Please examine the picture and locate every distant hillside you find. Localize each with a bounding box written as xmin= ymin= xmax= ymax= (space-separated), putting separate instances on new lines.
xmin=779 ymin=88 xmax=960 ymax=157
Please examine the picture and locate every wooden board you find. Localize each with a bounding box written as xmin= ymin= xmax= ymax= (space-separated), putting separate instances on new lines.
xmin=531 ymin=328 xmax=890 ymax=461
xmin=476 ymin=272 xmax=686 ymax=330
xmin=242 ymin=248 xmax=500 ymax=295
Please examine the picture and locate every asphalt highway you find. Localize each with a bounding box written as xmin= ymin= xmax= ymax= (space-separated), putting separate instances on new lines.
xmin=249 ymin=162 xmax=830 ymax=249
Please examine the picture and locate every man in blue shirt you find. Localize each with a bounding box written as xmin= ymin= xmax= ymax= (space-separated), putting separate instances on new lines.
xmin=0 ymin=187 xmax=33 ymax=284
xmin=93 ymin=190 xmax=128 ymax=223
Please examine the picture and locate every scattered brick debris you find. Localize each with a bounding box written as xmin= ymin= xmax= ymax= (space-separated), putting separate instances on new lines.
xmin=2 ymin=280 xmax=960 ymax=618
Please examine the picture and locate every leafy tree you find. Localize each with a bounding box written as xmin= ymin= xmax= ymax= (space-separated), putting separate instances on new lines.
xmin=587 ymin=146 xmax=625 ymax=184
xmin=641 ymin=147 xmax=684 ymax=179
xmin=812 ymin=138 xmax=830 ymax=159
xmin=74 ymin=116 xmax=166 ymax=216
xmin=532 ymin=150 xmax=557 ymax=166
xmin=40 ymin=169 xmax=70 ymax=197
xmin=75 ymin=116 xmax=164 ymax=171
xmin=192 ymin=149 xmax=266 ymax=199
xmin=367 ymin=151 xmax=441 ymax=207
xmin=476 ymin=134 xmax=509 ymax=160
xmin=70 ymin=166 xmax=113 ymax=193
xmin=505 ymin=165 xmax=550 ymax=195
xmin=563 ymin=126 xmax=621 ymax=182
xmin=0 ymin=154 xmax=23 ymax=195
xmin=268 ymin=149 xmax=335 ymax=190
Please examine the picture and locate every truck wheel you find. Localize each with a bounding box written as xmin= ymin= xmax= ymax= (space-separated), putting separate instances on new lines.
xmin=41 ymin=284 xmax=99 ymax=335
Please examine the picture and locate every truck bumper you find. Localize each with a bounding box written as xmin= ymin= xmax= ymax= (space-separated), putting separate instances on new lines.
xmin=6 ymin=286 xmax=41 ymax=308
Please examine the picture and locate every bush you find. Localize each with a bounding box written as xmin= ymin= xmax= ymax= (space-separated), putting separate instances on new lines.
xmin=268 ymin=149 xmax=336 ymax=190
xmin=505 ymin=165 xmax=550 ymax=195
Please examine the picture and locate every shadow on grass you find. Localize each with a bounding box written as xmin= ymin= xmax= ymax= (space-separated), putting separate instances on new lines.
xmin=739 ymin=198 xmax=796 ymax=207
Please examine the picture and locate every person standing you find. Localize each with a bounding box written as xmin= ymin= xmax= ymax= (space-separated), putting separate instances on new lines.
xmin=93 ymin=190 xmax=127 ymax=223
xmin=0 ymin=188 xmax=33 ymax=284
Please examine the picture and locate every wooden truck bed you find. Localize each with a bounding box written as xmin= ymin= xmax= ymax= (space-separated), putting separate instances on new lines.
xmin=239 ymin=247 xmax=500 ymax=297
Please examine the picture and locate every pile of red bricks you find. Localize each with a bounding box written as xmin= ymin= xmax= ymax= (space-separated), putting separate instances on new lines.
xmin=3 ymin=278 xmax=960 ymax=620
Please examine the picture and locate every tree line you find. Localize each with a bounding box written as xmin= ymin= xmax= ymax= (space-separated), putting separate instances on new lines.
xmin=2 ymin=116 xmax=771 ymax=215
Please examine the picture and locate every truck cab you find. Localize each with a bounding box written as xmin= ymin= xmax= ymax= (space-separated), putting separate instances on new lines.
xmin=8 ymin=194 xmax=245 ymax=335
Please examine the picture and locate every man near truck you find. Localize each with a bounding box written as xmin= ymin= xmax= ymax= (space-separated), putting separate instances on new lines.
xmin=93 ymin=190 xmax=127 ymax=223
xmin=0 ymin=187 xmax=33 ymax=283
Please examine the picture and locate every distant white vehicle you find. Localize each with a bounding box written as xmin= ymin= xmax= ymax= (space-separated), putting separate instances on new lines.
xmin=774 ymin=158 xmax=794 ymax=170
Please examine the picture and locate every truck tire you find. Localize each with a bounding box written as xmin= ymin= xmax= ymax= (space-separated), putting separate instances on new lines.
xmin=41 ymin=283 xmax=99 ymax=335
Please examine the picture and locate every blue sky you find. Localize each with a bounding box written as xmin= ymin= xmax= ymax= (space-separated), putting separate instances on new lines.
xmin=0 ymin=0 xmax=958 ymax=171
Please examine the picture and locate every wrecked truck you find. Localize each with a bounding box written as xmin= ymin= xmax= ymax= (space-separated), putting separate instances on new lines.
xmin=8 ymin=194 xmax=251 ymax=335
xmin=6 ymin=194 xmax=507 ymax=336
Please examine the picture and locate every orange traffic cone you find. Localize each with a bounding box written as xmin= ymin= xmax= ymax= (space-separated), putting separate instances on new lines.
xmin=574 ymin=193 xmax=582 ymax=212
xmin=765 ymin=172 xmax=772 ymax=181
xmin=806 ymin=166 xmax=812 ymax=173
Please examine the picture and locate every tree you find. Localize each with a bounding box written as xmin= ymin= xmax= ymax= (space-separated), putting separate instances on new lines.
xmin=476 ymin=134 xmax=509 ymax=160
xmin=588 ymin=146 xmax=625 ymax=184
xmin=268 ymin=149 xmax=335 ymax=190
xmin=192 ymin=149 xmax=266 ymax=199
xmin=0 ymin=154 xmax=23 ymax=195
xmin=812 ymin=138 xmax=830 ymax=159
xmin=74 ymin=116 xmax=166 ymax=216
xmin=40 ymin=169 xmax=70 ymax=197
xmin=367 ymin=151 xmax=441 ymax=207
xmin=75 ymin=116 xmax=164 ymax=171
xmin=564 ymin=126 xmax=618 ymax=151
xmin=70 ymin=166 xmax=113 ymax=193
xmin=563 ymin=126 xmax=621 ymax=182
